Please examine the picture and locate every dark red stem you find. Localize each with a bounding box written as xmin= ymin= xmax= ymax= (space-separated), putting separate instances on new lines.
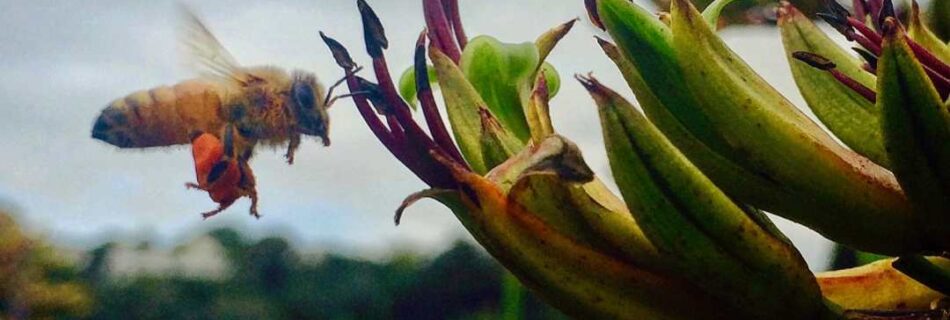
xmin=850 ymin=17 xmax=950 ymax=96
xmin=387 ymin=115 xmax=406 ymax=147
xmin=442 ymin=0 xmax=468 ymax=49
xmin=414 ymin=31 xmax=468 ymax=166
xmin=322 ymin=29 xmax=454 ymax=188
xmin=906 ymin=39 xmax=950 ymax=80
xmin=854 ymin=33 xmax=882 ymax=55
xmin=357 ymin=0 xmax=465 ymax=187
xmin=423 ymin=0 xmax=461 ymax=63
xmin=848 ymin=17 xmax=883 ymax=45
xmin=921 ymin=68 xmax=950 ymax=100
xmin=370 ymin=56 xmax=436 ymax=151
xmin=831 ymin=69 xmax=877 ymax=103
xmin=375 ymin=56 xmax=459 ymax=187
xmin=793 ymin=51 xmax=877 ymax=103
xmin=852 ymin=0 xmax=867 ymax=20
xmin=343 ymin=74 xmax=398 ymax=156
xmin=866 ymin=0 xmax=883 ymax=29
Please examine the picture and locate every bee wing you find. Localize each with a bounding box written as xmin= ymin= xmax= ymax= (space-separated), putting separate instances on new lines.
xmin=178 ymin=4 xmax=251 ymax=86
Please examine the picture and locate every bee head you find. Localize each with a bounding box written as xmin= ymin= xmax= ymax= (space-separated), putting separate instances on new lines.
xmin=290 ymin=71 xmax=330 ymax=146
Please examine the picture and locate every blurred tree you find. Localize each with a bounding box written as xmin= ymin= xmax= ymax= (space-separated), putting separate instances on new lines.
xmin=393 ymin=241 xmax=500 ymax=320
xmin=207 ymin=227 xmax=248 ymax=263
xmin=80 ymin=242 xmax=115 ymax=286
xmin=239 ymin=237 xmax=298 ymax=295
xmin=0 ymin=211 xmax=93 ymax=320
xmin=92 ymin=277 xmax=220 ymax=320
xmin=73 ymin=228 xmax=568 ymax=319
xmin=286 ymin=255 xmax=394 ymax=318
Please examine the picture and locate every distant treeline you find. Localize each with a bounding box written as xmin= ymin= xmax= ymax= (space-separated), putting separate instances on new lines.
xmin=3 ymin=219 xmax=568 ymax=320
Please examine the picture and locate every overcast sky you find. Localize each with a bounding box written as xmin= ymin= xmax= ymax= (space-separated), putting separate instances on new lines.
xmin=0 ymin=0 xmax=838 ymax=269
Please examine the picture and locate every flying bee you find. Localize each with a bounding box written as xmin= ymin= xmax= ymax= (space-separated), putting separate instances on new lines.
xmin=91 ymin=7 xmax=331 ymax=218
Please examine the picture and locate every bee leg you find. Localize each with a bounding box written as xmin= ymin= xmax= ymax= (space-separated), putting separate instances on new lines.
xmin=237 ymin=160 xmax=260 ymax=219
xmin=222 ymin=124 xmax=261 ymax=218
xmin=248 ymin=190 xmax=260 ymax=219
xmin=185 ymin=182 xmax=204 ymax=190
xmin=222 ymin=124 xmax=236 ymax=159
xmin=201 ymin=199 xmax=236 ymax=220
xmin=223 ymin=122 xmax=258 ymax=163
xmin=284 ymin=134 xmax=300 ymax=165
xmin=322 ymin=65 xmax=363 ymax=108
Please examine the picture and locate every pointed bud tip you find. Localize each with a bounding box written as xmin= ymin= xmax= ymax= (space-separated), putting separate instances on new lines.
xmin=817 ymin=11 xmax=857 ymax=41
xmin=559 ymin=17 xmax=580 ymax=31
xmin=670 ymin=0 xmax=696 ymax=16
xmin=574 ymin=73 xmax=613 ymax=104
xmin=792 ymin=51 xmax=837 ymax=70
xmin=594 ymin=36 xmax=612 ymax=48
xmin=826 ymin=0 xmax=852 ymax=18
xmin=584 ymin=0 xmax=605 ymax=30
xmin=319 ymin=31 xmax=356 ymax=70
xmin=775 ymin=2 xmax=799 ymax=23
xmin=357 ymin=0 xmax=388 ymax=57
xmin=574 ymin=73 xmax=598 ymax=91
xmin=415 ymin=29 xmax=428 ymax=48
xmin=880 ymin=17 xmax=901 ymax=38
xmin=557 ymin=18 xmax=580 ymax=36
xmin=879 ymin=0 xmax=895 ymax=19
xmin=414 ymin=29 xmax=430 ymax=88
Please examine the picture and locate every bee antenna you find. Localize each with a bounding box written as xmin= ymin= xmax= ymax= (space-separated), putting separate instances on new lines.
xmin=323 ymin=66 xmax=364 ymax=108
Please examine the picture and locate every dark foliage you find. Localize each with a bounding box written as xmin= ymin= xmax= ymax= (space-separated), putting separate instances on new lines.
xmin=80 ymin=228 xmax=567 ymax=320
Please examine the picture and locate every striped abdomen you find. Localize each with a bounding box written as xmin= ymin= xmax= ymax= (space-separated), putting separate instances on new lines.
xmin=92 ymin=80 xmax=230 ymax=148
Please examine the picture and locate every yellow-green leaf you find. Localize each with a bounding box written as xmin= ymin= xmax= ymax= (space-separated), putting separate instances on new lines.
xmin=878 ymin=23 xmax=950 ymax=229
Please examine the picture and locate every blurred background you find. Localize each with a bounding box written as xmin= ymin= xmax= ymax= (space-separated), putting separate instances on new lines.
xmin=0 ymin=0 xmax=929 ymax=318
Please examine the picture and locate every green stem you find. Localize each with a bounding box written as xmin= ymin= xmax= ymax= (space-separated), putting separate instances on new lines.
xmin=501 ymin=271 xmax=524 ymax=320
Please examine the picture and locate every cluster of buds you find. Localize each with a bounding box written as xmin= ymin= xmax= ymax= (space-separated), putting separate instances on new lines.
xmin=319 ymin=0 xmax=950 ymax=318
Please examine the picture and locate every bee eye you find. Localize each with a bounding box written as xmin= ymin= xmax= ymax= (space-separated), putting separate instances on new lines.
xmin=291 ymin=80 xmax=325 ymax=136
xmin=292 ymin=81 xmax=316 ymax=110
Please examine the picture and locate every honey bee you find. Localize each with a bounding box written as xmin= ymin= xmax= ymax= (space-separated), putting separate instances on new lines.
xmin=91 ymin=7 xmax=330 ymax=218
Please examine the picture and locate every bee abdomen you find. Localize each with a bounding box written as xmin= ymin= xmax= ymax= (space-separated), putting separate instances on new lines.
xmin=92 ymin=80 xmax=226 ymax=148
